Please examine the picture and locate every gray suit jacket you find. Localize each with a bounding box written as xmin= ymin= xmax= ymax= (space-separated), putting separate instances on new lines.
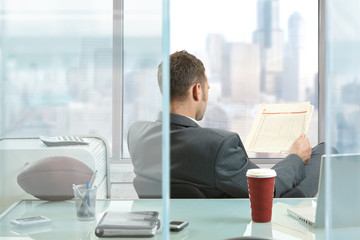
xmin=128 ymin=113 xmax=306 ymax=198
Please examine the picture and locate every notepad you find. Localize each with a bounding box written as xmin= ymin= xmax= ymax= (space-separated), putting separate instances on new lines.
xmin=95 ymin=211 xmax=160 ymax=238
xmin=245 ymin=102 xmax=313 ymax=153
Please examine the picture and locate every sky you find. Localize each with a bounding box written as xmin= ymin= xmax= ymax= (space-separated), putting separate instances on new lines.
xmin=1 ymin=0 xmax=319 ymax=73
xmin=170 ymin=0 xmax=318 ymax=54
xmin=170 ymin=0 xmax=318 ymax=74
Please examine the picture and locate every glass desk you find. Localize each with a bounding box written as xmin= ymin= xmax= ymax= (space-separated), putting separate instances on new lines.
xmin=0 ymin=198 xmax=360 ymax=239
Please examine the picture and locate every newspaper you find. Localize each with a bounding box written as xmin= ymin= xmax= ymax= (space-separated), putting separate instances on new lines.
xmin=245 ymin=102 xmax=314 ymax=154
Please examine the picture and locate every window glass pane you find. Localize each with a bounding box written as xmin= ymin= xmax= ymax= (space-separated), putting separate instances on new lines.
xmin=0 ymin=0 xmax=112 ymax=143
xmin=122 ymin=0 xmax=163 ymax=158
xmin=121 ymin=0 xmax=168 ymax=235
xmin=170 ymin=0 xmax=318 ymax=158
xmin=326 ymin=0 xmax=360 ymax=154
xmin=325 ymin=1 xmax=360 ymax=235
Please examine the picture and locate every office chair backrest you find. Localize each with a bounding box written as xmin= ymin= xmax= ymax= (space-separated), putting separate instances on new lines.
xmin=171 ymin=183 xmax=207 ymax=198
xmin=133 ymin=176 xmax=207 ymax=199
xmin=133 ymin=176 xmax=162 ymax=198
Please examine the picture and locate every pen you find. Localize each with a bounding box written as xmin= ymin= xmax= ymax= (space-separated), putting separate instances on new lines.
xmin=86 ymin=180 xmax=90 ymax=206
xmin=89 ymin=170 xmax=97 ymax=188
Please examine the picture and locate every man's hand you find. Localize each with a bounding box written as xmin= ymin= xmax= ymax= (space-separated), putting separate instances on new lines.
xmin=289 ymin=134 xmax=312 ymax=164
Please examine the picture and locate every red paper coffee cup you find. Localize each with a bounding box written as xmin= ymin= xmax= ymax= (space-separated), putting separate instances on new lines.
xmin=246 ymin=169 xmax=276 ymax=223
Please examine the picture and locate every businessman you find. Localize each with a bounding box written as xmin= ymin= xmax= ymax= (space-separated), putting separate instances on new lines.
xmin=128 ymin=50 xmax=326 ymax=198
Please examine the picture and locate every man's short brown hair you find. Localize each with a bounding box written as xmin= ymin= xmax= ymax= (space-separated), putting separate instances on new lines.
xmin=158 ymin=50 xmax=206 ymax=101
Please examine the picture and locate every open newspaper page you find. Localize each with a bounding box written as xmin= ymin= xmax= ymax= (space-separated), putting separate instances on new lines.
xmin=245 ymin=102 xmax=314 ymax=154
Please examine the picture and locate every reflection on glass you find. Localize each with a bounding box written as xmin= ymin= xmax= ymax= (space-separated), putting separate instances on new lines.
xmin=171 ymin=0 xmax=318 ymax=158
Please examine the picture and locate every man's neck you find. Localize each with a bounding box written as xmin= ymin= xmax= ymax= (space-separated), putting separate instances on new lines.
xmin=170 ymin=101 xmax=196 ymax=119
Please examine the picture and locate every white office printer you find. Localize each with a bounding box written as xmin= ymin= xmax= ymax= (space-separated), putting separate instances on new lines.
xmin=0 ymin=136 xmax=110 ymax=213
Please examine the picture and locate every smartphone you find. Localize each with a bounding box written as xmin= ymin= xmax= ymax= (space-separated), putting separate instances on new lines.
xmin=10 ymin=216 xmax=52 ymax=227
xmin=170 ymin=220 xmax=189 ymax=232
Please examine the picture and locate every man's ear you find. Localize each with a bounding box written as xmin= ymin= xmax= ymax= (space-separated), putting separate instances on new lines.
xmin=192 ymin=83 xmax=202 ymax=101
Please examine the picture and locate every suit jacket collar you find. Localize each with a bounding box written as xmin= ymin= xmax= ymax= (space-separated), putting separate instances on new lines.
xmin=157 ymin=112 xmax=200 ymax=128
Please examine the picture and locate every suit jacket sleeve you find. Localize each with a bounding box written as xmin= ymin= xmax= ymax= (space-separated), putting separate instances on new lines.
xmin=214 ymin=133 xmax=306 ymax=198
xmin=271 ymin=154 xmax=305 ymax=197
xmin=214 ymin=133 xmax=259 ymax=198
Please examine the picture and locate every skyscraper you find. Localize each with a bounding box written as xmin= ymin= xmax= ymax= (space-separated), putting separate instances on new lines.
xmin=228 ymin=43 xmax=260 ymax=102
xmin=206 ymin=34 xmax=225 ymax=76
xmin=253 ymin=0 xmax=284 ymax=95
xmin=282 ymin=12 xmax=305 ymax=101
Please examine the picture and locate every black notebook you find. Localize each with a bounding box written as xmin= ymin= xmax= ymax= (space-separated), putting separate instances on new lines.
xmin=95 ymin=211 xmax=160 ymax=238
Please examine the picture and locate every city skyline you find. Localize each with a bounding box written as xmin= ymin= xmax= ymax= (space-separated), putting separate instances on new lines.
xmin=201 ymin=0 xmax=315 ymax=105
xmin=1 ymin=0 xmax=322 ymax=158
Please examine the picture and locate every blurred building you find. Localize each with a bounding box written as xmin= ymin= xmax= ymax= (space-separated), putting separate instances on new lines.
xmin=282 ymin=12 xmax=306 ymax=101
xmin=253 ymin=0 xmax=284 ymax=95
xmin=227 ymin=42 xmax=260 ymax=102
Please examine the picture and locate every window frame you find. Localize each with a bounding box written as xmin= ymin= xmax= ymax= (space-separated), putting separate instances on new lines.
xmin=319 ymin=0 xmax=325 ymax=143
xmin=113 ymin=0 xmax=130 ymax=163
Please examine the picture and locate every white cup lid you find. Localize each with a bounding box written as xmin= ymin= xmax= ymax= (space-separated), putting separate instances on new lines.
xmin=246 ymin=168 xmax=276 ymax=178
